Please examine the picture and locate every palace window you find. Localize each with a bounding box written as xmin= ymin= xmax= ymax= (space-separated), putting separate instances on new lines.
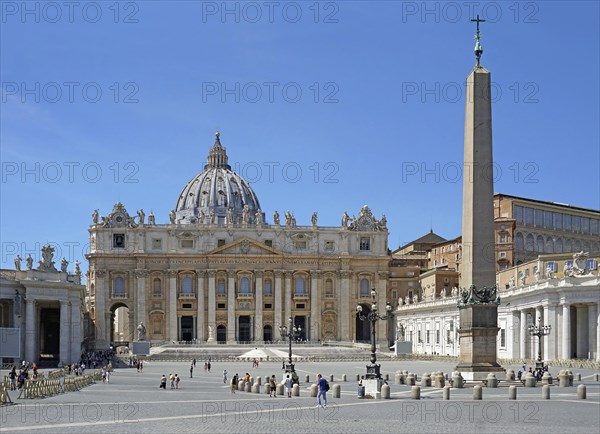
xmin=264 ymin=279 xmax=272 ymax=296
xmin=217 ymin=279 xmax=226 ymax=296
xmin=587 ymin=259 xmax=598 ymax=270
xmin=359 ymin=278 xmax=369 ymax=297
xmin=359 ymin=237 xmax=370 ymax=251
xmin=240 ymin=277 xmax=251 ymax=294
xmin=181 ymin=276 xmax=193 ymax=294
xmin=294 ymin=277 xmax=305 ymax=295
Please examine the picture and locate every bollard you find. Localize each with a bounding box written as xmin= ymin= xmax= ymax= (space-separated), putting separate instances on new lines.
xmin=257 ymin=377 xmax=262 ymax=386
xmin=451 ymin=372 xmax=464 ymax=389
xmin=329 ymin=374 xmax=334 ymax=382
xmin=577 ymin=384 xmax=586 ymax=399
xmin=443 ymin=386 xmax=450 ymax=400
xmin=384 ymin=373 xmax=389 ymax=381
xmin=542 ymin=385 xmax=550 ymax=399
xmin=238 ymin=380 xmax=244 ymax=391
xmin=505 ymin=369 xmax=515 ymax=381
xmin=524 ymin=372 xmax=536 ymax=388
xmin=265 ymin=376 xmax=270 ymax=384
xmin=249 ymin=376 xmax=254 ymax=384
xmin=434 ymin=373 xmax=445 ymax=388
xmin=265 ymin=384 xmax=271 ymax=394
xmin=306 ymin=374 xmax=310 ymax=383
xmin=398 ymin=372 xmax=406 ymax=385
xmin=486 ymin=373 xmax=498 ymax=388
xmin=252 ymin=383 xmax=260 ymax=394
xmin=342 ymin=374 xmax=347 ymax=382
xmin=411 ymin=386 xmax=420 ymax=400
xmin=473 ymin=385 xmax=482 ymax=400
xmin=595 ymin=373 xmax=599 ymax=382
xmin=333 ymin=384 xmax=341 ymax=398
xmin=542 ymin=372 xmax=552 ymax=385
xmin=245 ymin=382 xmax=252 ymax=393
xmin=407 ymin=373 xmax=416 ymax=386
xmin=558 ymin=372 xmax=569 ymax=387
xmin=292 ymin=383 xmax=300 ymax=397
xmin=310 ymin=384 xmax=318 ymax=397
xmin=277 ymin=383 xmax=285 ymax=396
xmin=509 ymin=385 xmax=517 ymax=400
xmin=421 ymin=373 xmax=431 ymax=387
xmin=381 ymin=384 xmax=390 ymax=399
xmin=356 ymin=374 xmax=360 ymax=382
xmin=575 ymin=373 xmax=581 ymax=382
xmin=395 ymin=373 xmax=402 ymax=385
xmin=567 ymin=370 xmax=574 ymax=386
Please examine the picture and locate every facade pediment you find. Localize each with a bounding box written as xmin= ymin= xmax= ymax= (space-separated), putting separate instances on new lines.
xmin=208 ymin=238 xmax=283 ymax=256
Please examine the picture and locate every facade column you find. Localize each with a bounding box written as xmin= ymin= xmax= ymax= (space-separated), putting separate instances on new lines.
xmin=59 ymin=300 xmax=70 ymax=366
xmin=520 ymin=309 xmax=528 ymax=359
xmin=588 ymin=304 xmax=597 ymax=360
xmin=207 ymin=270 xmax=216 ymax=343
xmin=543 ymin=304 xmax=557 ymax=361
xmin=135 ymin=270 xmax=147 ymax=329
xmin=254 ymin=271 xmax=263 ymax=342
xmin=284 ymin=272 xmax=292 ymax=323
xmin=377 ymin=272 xmax=388 ymax=345
xmin=94 ymin=270 xmax=108 ymax=348
xmin=196 ymin=271 xmax=205 ymax=342
xmin=576 ymin=305 xmax=588 ymax=358
xmin=510 ymin=310 xmax=520 ymax=359
xmin=561 ymin=303 xmax=571 ymax=359
xmin=128 ymin=310 xmax=135 ymax=343
xmin=310 ymin=271 xmax=320 ymax=341
xmin=70 ymin=298 xmax=82 ymax=362
xmin=274 ymin=271 xmax=283 ymax=331
xmin=167 ymin=270 xmax=178 ymax=341
xmin=340 ymin=271 xmax=350 ymax=342
xmin=227 ymin=270 xmax=236 ymax=343
xmin=25 ymin=299 xmax=37 ymax=362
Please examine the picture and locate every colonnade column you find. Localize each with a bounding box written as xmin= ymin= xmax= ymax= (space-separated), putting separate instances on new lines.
xmin=227 ymin=271 xmax=236 ymax=343
xmin=520 ymin=309 xmax=528 ymax=359
xmin=94 ymin=270 xmax=107 ymax=348
xmin=167 ymin=269 xmax=178 ymax=341
xmin=207 ymin=270 xmax=216 ymax=343
xmin=255 ymin=271 xmax=263 ymax=342
xmin=377 ymin=271 xmax=388 ymax=345
xmin=135 ymin=269 xmax=147 ymax=330
xmin=196 ymin=271 xmax=205 ymax=342
xmin=562 ymin=303 xmax=571 ymax=359
xmin=511 ymin=310 xmax=520 ymax=359
xmin=576 ymin=305 xmax=588 ymax=358
xmin=25 ymin=299 xmax=36 ymax=362
xmin=588 ymin=304 xmax=597 ymax=360
xmin=70 ymin=299 xmax=82 ymax=362
xmin=596 ymin=303 xmax=600 ymax=361
xmin=274 ymin=271 xmax=283 ymax=332
xmin=543 ymin=304 xmax=557 ymax=361
xmin=59 ymin=300 xmax=70 ymax=366
xmin=310 ymin=271 xmax=319 ymax=341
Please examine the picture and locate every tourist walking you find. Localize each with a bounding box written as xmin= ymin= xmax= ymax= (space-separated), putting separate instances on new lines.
xmin=175 ymin=374 xmax=180 ymax=389
xmin=316 ymin=373 xmax=328 ymax=408
xmin=160 ymin=374 xmax=167 ymax=389
xmin=269 ymin=375 xmax=277 ymax=397
xmin=285 ymin=374 xmax=293 ymax=398
xmin=223 ymin=369 xmax=228 ymax=383
xmin=169 ymin=373 xmax=175 ymax=389
xmin=231 ymin=373 xmax=238 ymax=394
xmin=190 ymin=364 xmax=194 ymax=378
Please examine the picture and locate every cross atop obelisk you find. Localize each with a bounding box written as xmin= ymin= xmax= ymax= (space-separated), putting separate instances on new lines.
xmin=471 ymin=14 xmax=486 ymax=67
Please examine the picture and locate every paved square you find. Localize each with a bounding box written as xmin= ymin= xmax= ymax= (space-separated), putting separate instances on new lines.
xmin=1 ymin=356 xmax=599 ymax=433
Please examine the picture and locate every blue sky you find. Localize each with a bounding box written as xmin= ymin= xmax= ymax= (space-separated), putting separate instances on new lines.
xmin=1 ymin=1 xmax=599 ymax=273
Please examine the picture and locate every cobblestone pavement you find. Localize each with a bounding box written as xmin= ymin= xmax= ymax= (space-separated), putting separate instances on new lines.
xmin=1 ymin=360 xmax=599 ymax=433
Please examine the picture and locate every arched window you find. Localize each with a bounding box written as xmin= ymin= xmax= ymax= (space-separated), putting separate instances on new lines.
xmin=536 ymin=235 xmax=544 ymax=252
xmin=217 ymin=279 xmax=225 ymax=295
xmin=114 ymin=277 xmax=125 ymax=295
xmin=525 ymin=234 xmax=534 ymax=252
xmin=574 ymin=240 xmax=582 ymax=251
xmin=564 ymin=238 xmax=572 ymax=252
xmin=181 ymin=276 xmax=193 ymax=293
xmin=555 ymin=238 xmax=563 ymax=253
xmin=153 ymin=278 xmax=162 ymax=296
xmin=514 ymin=232 xmax=524 ymax=251
xmin=360 ymin=278 xmax=370 ymax=297
xmin=264 ymin=279 xmax=272 ymax=296
xmin=295 ymin=277 xmax=305 ymax=295
xmin=545 ymin=237 xmax=554 ymax=253
xmin=240 ymin=277 xmax=250 ymax=294
xmin=583 ymin=241 xmax=590 ymax=252
xmin=325 ymin=279 xmax=334 ymax=297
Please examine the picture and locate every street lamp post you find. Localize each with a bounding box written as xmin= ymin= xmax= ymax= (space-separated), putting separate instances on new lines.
xmin=356 ymin=289 xmax=392 ymax=379
xmin=279 ymin=316 xmax=301 ymax=382
xmin=528 ymin=316 xmax=552 ymax=370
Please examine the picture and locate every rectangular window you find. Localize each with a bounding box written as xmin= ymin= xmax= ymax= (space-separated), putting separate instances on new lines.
xmin=295 ymin=241 xmax=307 ymax=250
xmin=182 ymin=303 xmax=192 ymax=309
xmin=534 ymin=209 xmax=543 ymax=227
xmin=525 ymin=269 xmax=530 ymax=276
xmin=324 ymin=241 xmax=334 ymax=251
xmin=181 ymin=239 xmax=194 ymax=249
xmin=500 ymin=329 xmax=506 ymax=348
xmin=435 ymin=330 xmax=440 ymax=345
xmin=217 ymin=303 xmax=226 ymax=309
xmin=152 ymin=238 xmax=162 ymax=250
xmin=499 ymin=252 xmax=507 ymax=258
xmin=217 ymin=281 xmax=225 ymax=295
xmin=587 ymin=259 xmax=598 ymax=270
xmin=407 ymin=271 xmax=415 ymax=277
xmin=296 ymin=303 xmax=305 ymax=309
xmin=417 ymin=330 xmax=422 ymax=343
xmin=581 ymin=217 xmax=590 ymax=234
xmin=446 ymin=329 xmax=451 ymax=344
xmin=547 ymin=261 xmax=558 ymax=272
xmin=499 ymin=234 xmax=508 ymax=243
xmin=524 ymin=207 xmax=534 ymax=225
xmin=514 ymin=205 xmax=524 ymax=224
xmin=217 ymin=239 xmax=225 ymax=247
xmin=563 ymin=214 xmax=572 ymax=231
xmin=426 ymin=330 xmax=430 ymax=344
xmin=590 ymin=219 xmax=599 ymax=235
xmin=264 ymin=303 xmax=272 ymax=309
xmin=544 ymin=211 xmax=553 ymax=228
xmin=572 ymin=216 xmax=581 ymax=232
xmin=359 ymin=237 xmax=370 ymax=251
xmin=264 ymin=240 xmax=273 ymax=247
xmin=553 ymin=212 xmax=563 ymax=230
xmin=113 ymin=234 xmax=125 ymax=248
xmin=499 ymin=263 xmax=507 ymax=271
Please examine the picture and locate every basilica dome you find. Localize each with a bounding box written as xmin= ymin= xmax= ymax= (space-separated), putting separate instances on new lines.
xmin=174 ymin=132 xmax=263 ymax=225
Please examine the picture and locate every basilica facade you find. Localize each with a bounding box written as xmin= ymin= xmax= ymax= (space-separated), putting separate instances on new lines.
xmin=86 ymin=133 xmax=391 ymax=348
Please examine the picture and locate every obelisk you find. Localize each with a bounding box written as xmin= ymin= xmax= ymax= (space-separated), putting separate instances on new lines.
xmin=455 ymin=15 xmax=503 ymax=380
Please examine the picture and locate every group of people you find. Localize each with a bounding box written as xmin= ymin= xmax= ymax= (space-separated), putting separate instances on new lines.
xmin=7 ymin=364 xmax=37 ymax=390
xmin=159 ymin=373 xmax=181 ymax=389
xmin=517 ymin=364 xmax=550 ymax=381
